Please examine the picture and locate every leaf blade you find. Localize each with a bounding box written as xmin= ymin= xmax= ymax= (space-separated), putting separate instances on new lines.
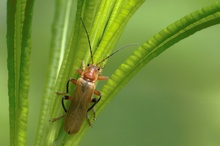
xmin=97 ymin=1 xmax=220 ymax=115
xmin=7 ymin=0 xmax=35 ymax=145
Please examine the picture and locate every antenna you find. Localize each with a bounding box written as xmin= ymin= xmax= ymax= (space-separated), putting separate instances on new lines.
xmin=96 ymin=44 xmax=139 ymax=65
xmin=80 ymin=18 xmax=94 ymax=64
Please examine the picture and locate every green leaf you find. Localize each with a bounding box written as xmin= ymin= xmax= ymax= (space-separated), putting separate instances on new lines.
xmin=34 ymin=0 xmax=145 ymax=145
xmin=34 ymin=0 xmax=220 ymax=146
xmin=7 ymin=0 xmax=35 ymax=145
xmin=34 ymin=0 xmax=77 ymax=145
xmin=96 ymin=1 xmax=220 ymax=116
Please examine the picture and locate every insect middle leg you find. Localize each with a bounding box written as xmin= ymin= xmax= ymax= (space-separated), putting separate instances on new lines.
xmin=56 ymin=78 xmax=77 ymax=112
xmin=50 ymin=78 xmax=77 ymax=122
xmin=86 ymin=90 xmax=102 ymax=122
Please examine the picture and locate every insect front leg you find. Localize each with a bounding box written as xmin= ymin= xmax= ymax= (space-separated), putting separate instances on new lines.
xmin=56 ymin=78 xmax=77 ymax=95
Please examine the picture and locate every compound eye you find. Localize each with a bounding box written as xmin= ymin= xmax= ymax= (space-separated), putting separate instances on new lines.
xmin=87 ymin=64 xmax=90 ymax=66
xmin=98 ymin=67 xmax=100 ymax=71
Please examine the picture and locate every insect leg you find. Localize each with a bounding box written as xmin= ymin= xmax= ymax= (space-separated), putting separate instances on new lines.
xmin=67 ymin=78 xmax=77 ymax=93
xmin=62 ymin=96 xmax=69 ymax=112
xmin=50 ymin=78 xmax=77 ymax=122
xmin=57 ymin=78 xmax=77 ymax=112
xmin=56 ymin=78 xmax=77 ymax=95
xmin=49 ymin=114 xmax=65 ymax=122
xmin=92 ymin=108 xmax=96 ymax=121
xmin=86 ymin=113 xmax=93 ymax=127
xmin=86 ymin=90 xmax=102 ymax=122
xmin=87 ymin=90 xmax=102 ymax=112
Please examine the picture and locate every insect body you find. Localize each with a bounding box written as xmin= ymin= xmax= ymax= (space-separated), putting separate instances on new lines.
xmin=50 ymin=18 xmax=109 ymax=135
xmin=55 ymin=62 xmax=108 ymax=134
xmin=50 ymin=18 xmax=137 ymax=135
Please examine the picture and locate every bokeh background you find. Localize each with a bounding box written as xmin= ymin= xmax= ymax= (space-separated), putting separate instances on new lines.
xmin=1 ymin=0 xmax=220 ymax=145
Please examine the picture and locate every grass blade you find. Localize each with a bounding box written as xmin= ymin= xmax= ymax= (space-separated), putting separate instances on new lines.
xmin=97 ymin=1 xmax=220 ymax=116
xmin=7 ymin=0 xmax=35 ymax=145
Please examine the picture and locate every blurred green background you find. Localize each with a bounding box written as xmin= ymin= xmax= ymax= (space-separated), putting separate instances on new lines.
xmin=1 ymin=0 xmax=220 ymax=145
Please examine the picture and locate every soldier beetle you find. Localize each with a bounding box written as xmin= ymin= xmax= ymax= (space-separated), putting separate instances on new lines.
xmin=50 ymin=18 xmax=137 ymax=135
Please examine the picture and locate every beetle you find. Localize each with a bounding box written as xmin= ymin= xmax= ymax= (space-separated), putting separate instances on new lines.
xmin=53 ymin=62 xmax=108 ymax=135
xmin=50 ymin=18 xmax=137 ymax=135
